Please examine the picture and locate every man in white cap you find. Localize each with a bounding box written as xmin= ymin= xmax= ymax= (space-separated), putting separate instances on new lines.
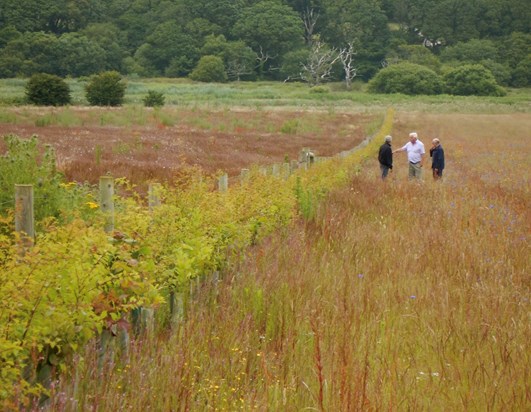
xmin=393 ymin=132 xmax=425 ymax=180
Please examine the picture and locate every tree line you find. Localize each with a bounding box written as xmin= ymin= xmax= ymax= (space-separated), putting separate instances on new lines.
xmin=0 ymin=0 xmax=529 ymax=87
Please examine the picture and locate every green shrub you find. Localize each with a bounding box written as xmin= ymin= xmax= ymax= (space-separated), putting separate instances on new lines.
xmin=443 ymin=64 xmax=506 ymax=96
xmin=280 ymin=119 xmax=299 ymax=134
xmin=309 ymin=85 xmax=330 ymax=94
xmin=478 ymin=60 xmax=511 ymax=86
xmin=25 ymin=73 xmax=71 ymax=106
xmin=1 ymin=135 xmax=61 ymax=221
xmin=0 ymin=134 xmax=96 ymax=225
xmin=85 ymin=71 xmax=126 ymax=106
xmin=368 ymin=63 xmax=443 ymax=95
xmin=143 ymin=90 xmax=165 ymax=107
xmin=189 ymin=55 xmax=227 ymax=83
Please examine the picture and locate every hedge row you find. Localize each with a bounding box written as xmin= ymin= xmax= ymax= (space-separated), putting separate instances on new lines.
xmin=0 ymin=108 xmax=394 ymax=406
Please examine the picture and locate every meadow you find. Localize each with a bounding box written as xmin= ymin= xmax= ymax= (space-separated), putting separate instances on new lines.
xmin=0 ymin=80 xmax=529 ymax=410
xmin=44 ymin=110 xmax=529 ymax=410
xmin=1 ymin=77 xmax=530 ymax=110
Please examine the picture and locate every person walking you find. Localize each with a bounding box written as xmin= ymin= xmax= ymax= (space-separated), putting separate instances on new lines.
xmin=378 ymin=135 xmax=393 ymax=179
xmin=430 ymin=138 xmax=445 ymax=180
xmin=393 ymin=132 xmax=425 ymax=180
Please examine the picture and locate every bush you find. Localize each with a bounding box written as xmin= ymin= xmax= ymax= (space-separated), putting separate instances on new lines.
xmin=368 ymin=63 xmax=443 ymax=95
xmin=85 ymin=71 xmax=126 ymax=106
xmin=189 ymin=55 xmax=227 ymax=83
xmin=143 ymin=90 xmax=165 ymax=107
xmin=478 ymin=60 xmax=511 ymax=86
xmin=0 ymin=135 xmax=71 ymax=223
xmin=25 ymin=73 xmax=71 ymax=106
xmin=443 ymin=64 xmax=506 ymax=96
xmin=309 ymin=85 xmax=330 ymax=94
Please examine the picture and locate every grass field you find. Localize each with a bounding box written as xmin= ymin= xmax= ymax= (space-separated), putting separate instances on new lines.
xmin=0 ymin=78 xmax=529 ymax=189
xmin=1 ymin=80 xmax=529 ymax=410
xmin=32 ymin=104 xmax=530 ymax=410
xmin=1 ymin=78 xmax=530 ymax=110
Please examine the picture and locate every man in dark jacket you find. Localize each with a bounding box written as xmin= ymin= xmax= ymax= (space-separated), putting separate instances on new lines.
xmin=378 ymin=135 xmax=393 ymax=179
xmin=430 ymin=138 xmax=445 ymax=180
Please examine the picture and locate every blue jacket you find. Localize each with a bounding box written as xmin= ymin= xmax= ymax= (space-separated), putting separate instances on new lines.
xmin=430 ymin=145 xmax=445 ymax=170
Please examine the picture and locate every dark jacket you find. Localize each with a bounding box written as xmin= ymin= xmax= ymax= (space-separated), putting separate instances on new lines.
xmin=378 ymin=142 xmax=393 ymax=168
xmin=430 ymin=145 xmax=445 ymax=170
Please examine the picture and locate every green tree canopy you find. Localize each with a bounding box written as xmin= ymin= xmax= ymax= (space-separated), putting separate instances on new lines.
xmin=0 ymin=32 xmax=61 ymax=77
xmin=321 ymin=0 xmax=391 ymax=79
xmin=440 ymin=39 xmax=499 ymax=63
xmin=232 ymin=0 xmax=304 ymax=76
xmin=387 ymin=44 xmax=441 ymax=72
xmin=0 ymin=0 xmax=529 ymax=83
xmin=200 ymin=35 xmax=256 ymax=80
xmin=55 ymin=33 xmax=107 ymax=77
xmin=134 ymin=21 xmax=199 ymax=76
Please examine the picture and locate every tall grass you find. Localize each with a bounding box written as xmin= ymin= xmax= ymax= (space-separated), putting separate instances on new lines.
xmin=42 ymin=112 xmax=529 ymax=410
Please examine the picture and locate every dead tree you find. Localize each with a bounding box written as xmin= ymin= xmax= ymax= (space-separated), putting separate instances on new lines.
xmin=339 ymin=42 xmax=358 ymax=89
xmin=300 ymin=40 xmax=339 ymax=86
xmin=301 ymin=7 xmax=319 ymax=46
xmin=255 ymin=46 xmax=278 ymax=79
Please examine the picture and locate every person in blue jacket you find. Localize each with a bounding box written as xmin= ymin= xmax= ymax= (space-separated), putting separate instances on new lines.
xmin=430 ymin=138 xmax=445 ymax=180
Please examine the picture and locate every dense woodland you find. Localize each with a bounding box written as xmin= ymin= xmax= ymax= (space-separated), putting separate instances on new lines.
xmin=0 ymin=0 xmax=530 ymax=85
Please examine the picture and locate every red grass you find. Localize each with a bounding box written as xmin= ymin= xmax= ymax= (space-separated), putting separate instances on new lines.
xmin=0 ymin=108 xmax=376 ymax=191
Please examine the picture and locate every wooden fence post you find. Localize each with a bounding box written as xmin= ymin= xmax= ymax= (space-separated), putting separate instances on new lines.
xmin=15 ymin=184 xmax=35 ymax=246
xmin=290 ymin=160 xmax=298 ymax=173
xmin=240 ymin=168 xmax=250 ymax=184
xmin=148 ymin=182 xmax=162 ymax=212
xmin=218 ymin=174 xmax=228 ymax=192
xmin=169 ymin=290 xmax=184 ymax=327
xmin=283 ymin=162 xmax=291 ymax=179
xmin=272 ymin=164 xmax=280 ymax=177
xmin=99 ymin=176 xmax=114 ymax=233
xmin=299 ymin=148 xmax=309 ymax=170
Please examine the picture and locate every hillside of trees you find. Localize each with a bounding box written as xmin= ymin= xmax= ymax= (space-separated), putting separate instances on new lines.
xmin=0 ymin=0 xmax=529 ymax=87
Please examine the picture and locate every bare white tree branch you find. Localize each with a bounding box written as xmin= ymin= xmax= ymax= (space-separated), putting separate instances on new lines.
xmin=300 ymin=40 xmax=340 ymax=86
xmin=339 ymin=42 xmax=357 ymax=89
xmin=301 ymin=7 xmax=319 ymax=45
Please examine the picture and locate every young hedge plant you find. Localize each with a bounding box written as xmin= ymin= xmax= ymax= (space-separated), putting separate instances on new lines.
xmin=25 ymin=73 xmax=71 ymax=106
xmin=143 ymin=90 xmax=165 ymax=107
